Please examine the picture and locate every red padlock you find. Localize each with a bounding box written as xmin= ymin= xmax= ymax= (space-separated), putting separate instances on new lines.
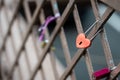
xmin=76 ymin=33 xmax=91 ymax=48
xmin=93 ymin=68 xmax=110 ymax=80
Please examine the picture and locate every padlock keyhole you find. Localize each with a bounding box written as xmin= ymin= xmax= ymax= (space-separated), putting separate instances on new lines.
xmin=79 ymin=41 xmax=82 ymax=45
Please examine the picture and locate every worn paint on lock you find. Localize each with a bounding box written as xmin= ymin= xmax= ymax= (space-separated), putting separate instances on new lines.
xmin=76 ymin=33 xmax=91 ymax=48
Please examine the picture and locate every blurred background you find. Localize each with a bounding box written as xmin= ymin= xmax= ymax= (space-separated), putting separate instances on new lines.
xmin=0 ymin=0 xmax=120 ymax=80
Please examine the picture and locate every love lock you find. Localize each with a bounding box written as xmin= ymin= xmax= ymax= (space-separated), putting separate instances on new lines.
xmin=93 ymin=68 xmax=110 ymax=80
xmin=76 ymin=20 xmax=101 ymax=49
xmin=76 ymin=33 xmax=91 ymax=48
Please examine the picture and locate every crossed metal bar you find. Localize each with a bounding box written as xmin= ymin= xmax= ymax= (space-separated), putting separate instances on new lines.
xmin=0 ymin=0 xmax=120 ymax=80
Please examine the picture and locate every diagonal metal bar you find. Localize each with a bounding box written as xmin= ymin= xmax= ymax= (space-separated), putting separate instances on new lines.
xmin=100 ymin=0 xmax=120 ymax=12
xmin=109 ymin=63 xmax=120 ymax=80
xmin=29 ymin=0 xmax=76 ymax=79
xmin=39 ymin=8 xmax=59 ymax=80
xmin=100 ymin=29 xmax=118 ymax=80
xmin=23 ymin=0 xmax=32 ymax=22
xmin=2 ymin=51 xmax=10 ymax=79
xmin=0 ymin=0 xmax=4 ymax=10
xmin=100 ymin=29 xmax=115 ymax=68
xmin=73 ymin=5 xmax=94 ymax=80
xmin=17 ymin=16 xmax=32 ymax=76
xmin=7 ymin=0 xmax=46 ymax=79
xmin=90 ymin=0 xmax=117 ymax=79
xmin=0 ymin=6 xmax=24 ymax=79
xmin=0 ymin=21 xmax=3 ymax=80
xmin=0 ymin=0 xmax=23 ymax=53
xmin=10 ymin=18 xmax=23 ymax=80
xmin=87 ymin=7 xmax=114 ymax=39
xmin=59 ymin=7 xmax=114 ymax=80
xmin=90 ymin=0 xmax=100 ymax=20
xmin=23 ymin=1 xmax=46 ymax=78
xmin=33 ymin=8 xmax=48 ymax=80
xmin=91 ymin=0 xmax=115 ymax=69
xmin=51 ymin=0 xmax=76 ymax=79
xmin=31 ymin=31 xmax=46 ymax=80
xmin=11 ymin=37 xmax=23 ymax=80
xmin=84 ymin=50 xmax=94 ymax=80
xmin=1 ymin=0 xmax=119 ymax=80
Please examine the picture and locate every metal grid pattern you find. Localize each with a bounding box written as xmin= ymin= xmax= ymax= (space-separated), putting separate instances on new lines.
xmin=0 ymin=0 xmax=120 ymax=80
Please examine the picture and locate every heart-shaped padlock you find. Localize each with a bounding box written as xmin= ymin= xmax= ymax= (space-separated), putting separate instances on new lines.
xmin=76 ymin=33 xmax=91 ymax=48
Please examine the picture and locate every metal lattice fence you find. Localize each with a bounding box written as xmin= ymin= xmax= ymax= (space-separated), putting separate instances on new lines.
xmin=0 ymin=0 xmax=120 ymax=80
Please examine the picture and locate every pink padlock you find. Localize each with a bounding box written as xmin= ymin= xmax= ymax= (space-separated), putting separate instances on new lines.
xmin=93 ymin=68 xmax=110 ymax=79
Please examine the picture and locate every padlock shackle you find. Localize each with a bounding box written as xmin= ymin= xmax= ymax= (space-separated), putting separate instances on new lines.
xmin=85 ymin=20 xmax=100 ymax=34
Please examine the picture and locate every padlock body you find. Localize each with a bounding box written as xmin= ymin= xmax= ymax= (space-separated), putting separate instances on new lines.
xmin=93 ymin=68 xmax=110 ymax=79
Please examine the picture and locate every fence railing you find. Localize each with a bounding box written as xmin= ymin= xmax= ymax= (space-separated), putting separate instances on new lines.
xmin=0 ymin=0 xmax=120 ymax=80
